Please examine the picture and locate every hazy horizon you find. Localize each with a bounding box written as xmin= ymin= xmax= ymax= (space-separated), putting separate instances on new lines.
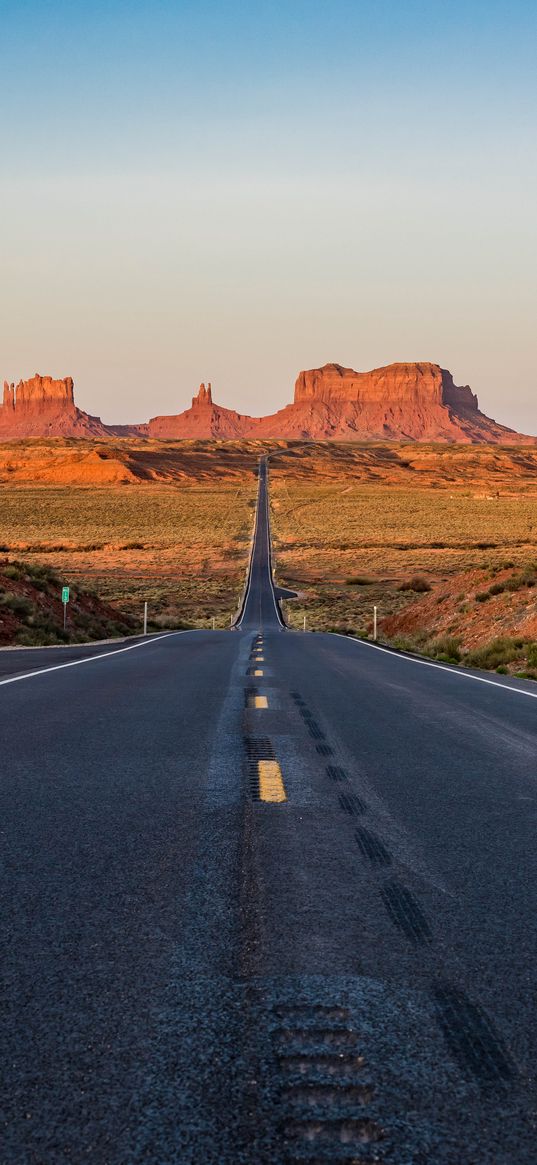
xmin=1 ymin=0 xmax=536 ymax=431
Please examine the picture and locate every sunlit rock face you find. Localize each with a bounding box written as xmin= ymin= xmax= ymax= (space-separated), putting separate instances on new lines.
xmin=0 ymin=364 xmax=533 ymax=443
xmin=280 ymin=362 xmax=486 ymax=441
xmin=294 ymin=362 xmax=478 ymax=410
xmin=0 ymin=374 xmax=110 ymax=438
xmin=250 ymin=362 xmax=526 ymax=442
xmin=147 ymin=362 xmax=531 ymax=443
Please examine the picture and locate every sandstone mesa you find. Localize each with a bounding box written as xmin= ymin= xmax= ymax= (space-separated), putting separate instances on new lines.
xmin=0 ymin=364 xmax=534 ymax=444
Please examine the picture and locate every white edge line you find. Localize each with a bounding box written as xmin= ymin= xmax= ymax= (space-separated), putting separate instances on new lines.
xmin=0 ymin=630 xmax=191 ymax=688
xmin=333 ymin=633 xmax=537 ymax=700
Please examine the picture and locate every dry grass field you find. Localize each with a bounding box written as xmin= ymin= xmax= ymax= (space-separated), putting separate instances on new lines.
xmin=2 ymin=439 xmax=537 ymax=664
xmin=0 ymin=483 xmax=256 ymax=630
xmin=268 ymin=446 xmax=537 ymax=674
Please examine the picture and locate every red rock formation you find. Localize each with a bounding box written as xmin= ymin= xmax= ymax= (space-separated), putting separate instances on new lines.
xmin=147 ymin=362 xmax=534 ymax=443
xmin=1 ymin=364 xmax=534 ymax=443
xmin=192 ymin=382 xmax=213 ymax=407
xmin=257 ymin=362 xmax=527 ymax=443
xmin=0 ymin=374 xmax=112 ymax=439
xmin=294 ymin=362 xmax=479 ymax=408
xmin=3 ymin=373 xmax=75 ymax=411
xmin=148 ymin=380 xmax=253 ymax=439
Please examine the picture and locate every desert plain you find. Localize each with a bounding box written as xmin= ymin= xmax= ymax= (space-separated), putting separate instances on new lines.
xmin=1 ymin=437 xmax=537 ymax=676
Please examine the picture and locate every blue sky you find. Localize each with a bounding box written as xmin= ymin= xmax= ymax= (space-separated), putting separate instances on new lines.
xmin=1 ymin=0 xmax=536 ymax=427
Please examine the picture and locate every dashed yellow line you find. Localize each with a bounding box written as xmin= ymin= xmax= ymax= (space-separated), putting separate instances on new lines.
xmin=258 ymin=759 xmax=287 ymax=802
xmin=255 ymin=655 xmax=265 ymax=662
xmin=253 ymin=695 xmax=268 ymax=708
xmin=254 ymin=669 xmax=263 ymax=676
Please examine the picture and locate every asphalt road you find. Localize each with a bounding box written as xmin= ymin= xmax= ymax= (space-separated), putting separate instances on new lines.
xmin=2 ymin=460 xmax=537 ymax=1163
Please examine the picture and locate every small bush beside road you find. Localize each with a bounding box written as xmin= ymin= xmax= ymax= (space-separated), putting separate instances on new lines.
xmin=0 ymin=559 xmax=136 ymax=646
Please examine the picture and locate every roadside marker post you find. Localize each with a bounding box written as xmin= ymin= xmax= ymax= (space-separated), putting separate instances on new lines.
xmin=373 ymin=606 xmax=378 ymax=642
xmin=62 ymin=586 xmax=70 ymax=632
xmin=212 ymin=616 xmax=215 ymax=631
xmin=143 ymin=601 xmax=148 ymax=636
xmin=303 ymin=614 xmax=306 ymax=632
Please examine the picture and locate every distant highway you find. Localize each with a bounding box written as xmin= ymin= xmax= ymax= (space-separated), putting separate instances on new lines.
xmin=1 ymin=459 xmax=537 ymax=1163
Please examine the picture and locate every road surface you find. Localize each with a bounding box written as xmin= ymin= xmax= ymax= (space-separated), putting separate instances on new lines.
xmin=2 ymin=460 xmax=537 ymax=1163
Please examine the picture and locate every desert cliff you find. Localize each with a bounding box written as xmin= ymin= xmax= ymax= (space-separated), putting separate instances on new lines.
xmin=1 ymin=374 xmax=111 ymax=439
xmin=0 ymin=364 xmax=533 ymax=443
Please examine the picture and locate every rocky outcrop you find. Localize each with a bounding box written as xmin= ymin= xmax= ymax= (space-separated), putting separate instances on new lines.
xmin=0 ymin=374 xmax=112 ymax=439
xmin=294 ymin=362 xmax=478 ymax=410
xmin=148 ymin=381 xmax=253 ymax=439
xmin=192 ymin=382 xmax=213 ymax=407
xmin=281 ymin=362 xmax=524 ymax=442
xmin=147 ymin=362 xmax=533 ymax=443
xmin=1 ymin=363 xmax=534 ymax=443
xmin=3 ymin=373 xmax=76 ymax=412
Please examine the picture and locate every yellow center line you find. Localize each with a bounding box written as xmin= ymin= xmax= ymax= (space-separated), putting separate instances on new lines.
xmin=253 ymin=695 xmax=268 ymax=708
xmin=258 ymin=759 xmax=287 ymax=802
xmin=254 ymin=669 xmax=263 ymax=676
xmin=255 ymin=655 xmax=265 ymax=662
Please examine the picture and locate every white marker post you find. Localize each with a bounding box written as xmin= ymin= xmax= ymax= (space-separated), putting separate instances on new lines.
xmin=62 ymin=586 xmax=69 ymax=632
xmin=212 ymin=616 xmax=215 ymax=631
xmin=143 ymin=601 xmax=148 ymax=635
xmin=373 ymin=605 xmax=378 ymax=642
xmin=303 ymin=614 xmax=306 ymax=632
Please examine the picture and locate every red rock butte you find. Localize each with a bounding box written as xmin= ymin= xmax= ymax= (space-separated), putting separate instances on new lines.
xmin=1 ymin=374 xmax=108 ymax=439
xmin=0 ymin=364 xmax=534 ymax=443
xmin=0 ymin=374 xmax=140 ymax=439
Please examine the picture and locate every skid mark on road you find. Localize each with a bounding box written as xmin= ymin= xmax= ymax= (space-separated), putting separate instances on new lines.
xmin=289 ymin=689 xmax=448 ymax=893
xmin=326 ymin=764 xmax=349 ymax=784
xmin=355 ymin=826 xmax=392 ymax=868
xmin=380 ymin=881 xmax=432 ymax=945
xmin=287 ymin=679 xmax=519 ymax=1099
xmin=338 ymin=790 xmax=366 ymax=816
xmin=257 ymin=664 xmax=521 ymax=1129
xmin=433 ymin=982 xmax=515 ymax=1086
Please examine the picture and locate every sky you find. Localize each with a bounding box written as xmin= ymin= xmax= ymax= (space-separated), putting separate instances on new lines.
xmin=0 ymin=0 xmax=536 ymax=429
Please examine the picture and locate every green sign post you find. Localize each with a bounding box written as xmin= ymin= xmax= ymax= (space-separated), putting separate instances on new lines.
xmin=62 ymin=586 xmax=70 ymax=631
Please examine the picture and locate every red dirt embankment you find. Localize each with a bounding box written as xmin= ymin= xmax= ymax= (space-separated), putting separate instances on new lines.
xmin=380 ymin=564 xmax=537 ymax=675
xmin=3 ymin=438 xmax=537 ymax=488
xmin=382 ymin=565 xmax=537 ymax=648
xmin=0 ymin=560 xmax=135 ymax=646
